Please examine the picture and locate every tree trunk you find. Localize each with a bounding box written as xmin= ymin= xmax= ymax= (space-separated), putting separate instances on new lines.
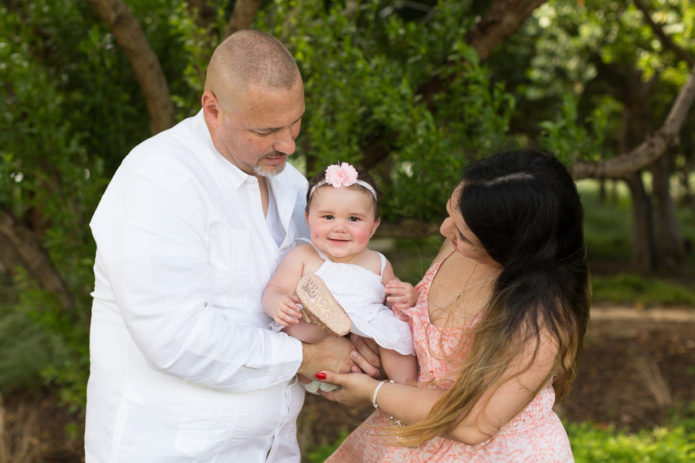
xmin=686 ymin=155 xmax=695 ymax=228
xmin=224 ymin=0 xmax=263 ymax=38
xmin=0 ymin=212 xmax=74 ymax=309
xmin=623 ymin=173 xmax=656 ymax=271
xmin=649 ymin=152 xmax=685 ymax=270
xmin=87 ymin=0 xmax=174 ymax=134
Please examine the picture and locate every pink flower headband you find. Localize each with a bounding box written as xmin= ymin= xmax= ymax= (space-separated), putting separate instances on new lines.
xmin=309 ymin=162 xmax=377 ymax=200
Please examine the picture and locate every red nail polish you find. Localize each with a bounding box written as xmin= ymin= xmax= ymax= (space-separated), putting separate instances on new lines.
xmin=315 ymin=372 xmax=327 ymax=380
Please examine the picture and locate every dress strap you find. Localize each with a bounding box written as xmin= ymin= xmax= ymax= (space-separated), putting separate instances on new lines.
xmin=294 ymin=237 xmax=330 ymax=261
xmin=377 ymin=252 xmax=387 ymax=276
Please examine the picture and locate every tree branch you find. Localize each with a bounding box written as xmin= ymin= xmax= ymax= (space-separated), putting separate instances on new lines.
xmin=633 ymin=0 xmax=694 ymax=67
xmin=571 ymin=63 xmax=695 ymax=179
xmin=0 ymin=212 xmax=74 ymax=309
xmin=87 ymin=0 xmax=174 ymax=134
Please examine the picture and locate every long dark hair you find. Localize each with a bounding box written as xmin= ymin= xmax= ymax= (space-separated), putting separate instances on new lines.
xmin=395 ymin=149 xmax=590 ymax=445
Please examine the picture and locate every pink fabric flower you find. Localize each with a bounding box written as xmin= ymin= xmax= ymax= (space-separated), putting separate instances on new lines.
xmin=324 ymin=163 xmax=358 ymax=188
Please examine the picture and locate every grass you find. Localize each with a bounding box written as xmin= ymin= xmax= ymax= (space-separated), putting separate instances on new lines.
xmin=591 ymin=273 xmax=695 ymax=307
xmin=567 ymin=418 xmax=695 ymax=462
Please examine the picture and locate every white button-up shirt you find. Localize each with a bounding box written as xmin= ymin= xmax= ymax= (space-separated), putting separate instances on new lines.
xmin=85 ymin=111 xmax=309 ymax=462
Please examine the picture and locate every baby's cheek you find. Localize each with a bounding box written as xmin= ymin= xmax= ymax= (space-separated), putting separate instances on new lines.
xmin=354 ymin=229 xmax=373 ymax=246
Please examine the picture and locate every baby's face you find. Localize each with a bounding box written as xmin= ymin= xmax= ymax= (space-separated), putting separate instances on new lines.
xmin=305 ymin=186 xmax=380 ymax=262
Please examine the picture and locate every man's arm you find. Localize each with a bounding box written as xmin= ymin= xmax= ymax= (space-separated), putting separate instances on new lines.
xmin=92 ymin=168 xmax=305 ymax=392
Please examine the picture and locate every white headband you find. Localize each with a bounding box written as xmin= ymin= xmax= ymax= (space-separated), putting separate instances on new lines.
xmin=308 ymin=162 xmax=377 ymax=200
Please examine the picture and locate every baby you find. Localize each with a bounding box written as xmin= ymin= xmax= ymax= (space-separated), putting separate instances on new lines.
xmin=263 ymin=163 xmax=418 ymax=390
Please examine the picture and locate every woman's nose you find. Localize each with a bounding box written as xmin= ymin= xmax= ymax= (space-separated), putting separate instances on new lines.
xmin=439 ymin=216 xmax=452 ymax=238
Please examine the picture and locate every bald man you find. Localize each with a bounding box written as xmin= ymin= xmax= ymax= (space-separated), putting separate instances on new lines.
xmin=85 ymin=30 xmax=360 ymax=462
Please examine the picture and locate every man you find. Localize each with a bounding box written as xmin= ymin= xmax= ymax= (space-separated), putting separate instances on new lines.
xmin=85 ymin=30 xmax=365 ymax=462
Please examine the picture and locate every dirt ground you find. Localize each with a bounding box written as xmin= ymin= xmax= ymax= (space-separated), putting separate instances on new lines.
xmin=2 ymin=306 xmax=694 ymax=462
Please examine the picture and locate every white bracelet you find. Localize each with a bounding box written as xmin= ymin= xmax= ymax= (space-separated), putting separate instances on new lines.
xmin=371 ymin=379 xmax=394 ymax=409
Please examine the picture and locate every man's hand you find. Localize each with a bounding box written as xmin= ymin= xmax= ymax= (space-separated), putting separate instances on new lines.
xmin=348 ymin=334 xmax=384 ymax=379
xmin=298 ymin=335 xmax=355 ymax=378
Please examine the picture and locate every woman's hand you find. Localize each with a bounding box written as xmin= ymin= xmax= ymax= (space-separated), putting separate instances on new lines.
xmin=315 ymin=370 xmax=378 ymax=408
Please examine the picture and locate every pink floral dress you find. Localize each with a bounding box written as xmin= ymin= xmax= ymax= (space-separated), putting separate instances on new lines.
xmin=326 ymin=257 xmax=574 ymax=463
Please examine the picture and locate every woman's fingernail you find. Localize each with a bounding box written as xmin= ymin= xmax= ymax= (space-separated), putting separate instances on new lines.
xmin=350 ymin=351 xmax=358 ymax=359
xmin=315 ymin=372 xmax=327 ymax=380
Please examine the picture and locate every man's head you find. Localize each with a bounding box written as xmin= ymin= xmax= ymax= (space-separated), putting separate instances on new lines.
xmin=202 ymin=30 xmax=305 ymax=177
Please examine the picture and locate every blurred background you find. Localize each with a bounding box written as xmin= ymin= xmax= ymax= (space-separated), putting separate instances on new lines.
xmin=1 ymin=1 xmax=694 ymax=461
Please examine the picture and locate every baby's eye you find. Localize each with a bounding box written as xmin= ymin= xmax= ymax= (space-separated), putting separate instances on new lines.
xmin=322 ymin=215 xmax=334 ymax=220
xmin=348 ymin=216 xmax=361 ymax=222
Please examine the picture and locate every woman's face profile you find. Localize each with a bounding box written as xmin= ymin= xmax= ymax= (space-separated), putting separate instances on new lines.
xmin=440 ymin=184 xmax=500 ymax=267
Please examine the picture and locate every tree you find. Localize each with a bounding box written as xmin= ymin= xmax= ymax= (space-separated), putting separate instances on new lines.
xmin=87 ymin=0 xmax=174 ymax=134
xmin=1 ymin=0 xmax=694 ymax=414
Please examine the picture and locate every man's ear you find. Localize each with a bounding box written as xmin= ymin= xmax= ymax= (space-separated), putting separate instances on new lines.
xmin=201 ymin=91 xmax=221 ymax=128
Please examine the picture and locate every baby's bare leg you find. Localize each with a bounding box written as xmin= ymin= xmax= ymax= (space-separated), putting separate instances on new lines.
xmin=284 ymin=319 xmax=329 ymax=344
xmin=380 ymin=347 xmax=418 ymax=384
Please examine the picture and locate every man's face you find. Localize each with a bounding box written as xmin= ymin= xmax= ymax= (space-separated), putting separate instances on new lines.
xmin=213 ymin=80 xmax=305 ymax=177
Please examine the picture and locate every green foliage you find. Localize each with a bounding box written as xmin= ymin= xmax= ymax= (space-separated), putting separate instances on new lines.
xmin=258 ymin=0 xmax=516 ymax=222
xmin=0 ymin=0 xmax=211 ymax=414
xmin=568 ymin=421 xmax=695 ymax=462
xmin=1 ymin=0 xmax=694 ymax=425
xmin=591 ymin=273 xmax=695 ymax=307
xmin=377 ymin=236 xmax=444 ymax=285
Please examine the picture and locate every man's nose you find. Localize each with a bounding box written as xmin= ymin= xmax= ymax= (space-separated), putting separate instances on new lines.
xmin=273 ymin=127 xmax=296 ymax=155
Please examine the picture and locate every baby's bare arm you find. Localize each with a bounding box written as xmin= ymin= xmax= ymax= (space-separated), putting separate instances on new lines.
xmin=262 ymin=246 xmax=309 ymax=322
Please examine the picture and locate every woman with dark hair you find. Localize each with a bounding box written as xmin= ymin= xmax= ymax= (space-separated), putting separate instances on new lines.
xmin=319 ymin=149 xmax=589 ymax=462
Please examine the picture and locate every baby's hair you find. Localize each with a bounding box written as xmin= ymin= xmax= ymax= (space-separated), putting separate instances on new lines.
xmin=306 ymin=165 xmax=382 ymax=219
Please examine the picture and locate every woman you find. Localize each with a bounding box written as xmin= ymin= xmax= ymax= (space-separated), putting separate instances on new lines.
xmin=317 ymin=149 xmax=590 ymax=462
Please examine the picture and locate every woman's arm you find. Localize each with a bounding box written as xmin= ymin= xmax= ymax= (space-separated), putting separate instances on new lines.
xmin=319 ymin=329 xmax=558 ymax=445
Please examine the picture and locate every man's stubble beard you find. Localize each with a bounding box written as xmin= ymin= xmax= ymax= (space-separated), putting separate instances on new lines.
xmin=253 ymin=162 xmax=286 ymax=178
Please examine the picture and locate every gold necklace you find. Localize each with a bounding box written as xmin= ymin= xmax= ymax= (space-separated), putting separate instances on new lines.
xmin=450 ymin=262 xmax=478 ymax=306
xmin=430 ymin=262 xmax=497 ymax=327
xmin=450 ymin=263 xmax=496 ymax=302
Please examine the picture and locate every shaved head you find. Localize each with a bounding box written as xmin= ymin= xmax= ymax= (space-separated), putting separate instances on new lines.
xmin=204 ymin=30 xmax=301 ymax=109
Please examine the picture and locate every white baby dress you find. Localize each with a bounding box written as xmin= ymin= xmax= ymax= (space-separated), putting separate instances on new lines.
xmin=312 ymin=246 xmax=414 ymax=356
